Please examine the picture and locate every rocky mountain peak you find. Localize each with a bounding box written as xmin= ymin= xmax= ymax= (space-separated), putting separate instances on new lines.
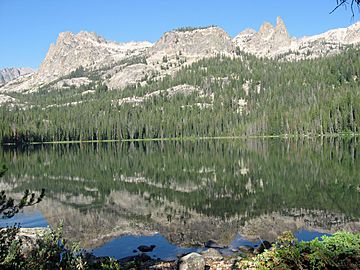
xmin=149 ymin=26 xmax=234 ymax=60
xmin=76 ymin=31 xmax=107 ymax=44
xmin=234 ymin=17 xmax=291 ymax=55
xmin=276 ymin=16 xmax=286 ymax=30
xmin=0 ymin=67 xmax=35 ymax=86
xmin=233 ymin=17 xmax=360 ymax=60
xmin=273 ymin=16 xmax=291 ymax=48
xmin=55 ymin=32 xmax=78 ymax=47
xmin=36 ymin=30 xmax=152 ymax=83
xmin=259 ymin=22 xmax=274 ymax=36
xmin=275 ymin=16 xmax=289 ymax=37
xmin=2 ymin=19 xmax=360 ymax=94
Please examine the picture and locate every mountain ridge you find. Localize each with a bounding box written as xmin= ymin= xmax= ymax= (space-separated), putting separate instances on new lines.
xmin=0 ymin=17 xmax=359 ymax=94
xmin=0 ymin=67 xmax=35 ymax=86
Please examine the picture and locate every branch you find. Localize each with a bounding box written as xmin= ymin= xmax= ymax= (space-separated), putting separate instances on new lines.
xmin=0 ymin=189 xmax=46 ymax=219
xmin=330 ymin=0 xmax=360 ymax=16
xmin=0 ymin=165 xmax=7 ymax=178
xmin=330 ymin=0 xmax=348 ymax=14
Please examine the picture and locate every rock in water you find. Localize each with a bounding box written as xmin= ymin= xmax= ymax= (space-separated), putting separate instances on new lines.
xmin=179 ymin=252 xmax=205 ymax=270
xmin=204 ymin=239 xmax=222 ymax=249
xmin=137 ymin=244 xmax=156 ymax=252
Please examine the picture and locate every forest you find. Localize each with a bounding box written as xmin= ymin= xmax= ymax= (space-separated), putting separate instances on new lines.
xmin=1 ymin=47 xmax=360 ymax=144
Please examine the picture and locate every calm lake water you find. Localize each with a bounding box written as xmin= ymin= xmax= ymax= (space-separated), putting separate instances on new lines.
xmin=0 ymin=138 xmax=359 ymax=259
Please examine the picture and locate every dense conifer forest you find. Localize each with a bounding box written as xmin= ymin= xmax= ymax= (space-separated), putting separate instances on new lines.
xmin=1 ymin=47 xmax=360 ymax=144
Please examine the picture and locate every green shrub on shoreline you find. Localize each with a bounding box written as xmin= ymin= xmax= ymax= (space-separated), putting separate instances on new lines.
xmin=237 ymin=231 xmax=360 ymax=270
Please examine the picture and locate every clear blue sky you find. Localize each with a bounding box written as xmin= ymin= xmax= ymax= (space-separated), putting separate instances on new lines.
xmin=0 ymin=0 xmax=359 ymax=69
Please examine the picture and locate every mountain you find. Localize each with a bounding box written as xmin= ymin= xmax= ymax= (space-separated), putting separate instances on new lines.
xmin=1 ymin=18 xmax=360 ymax=143
xmin=0 ymin=67 xmax=34 ymax=86
xmin=37 ymin=31 xmax=152 ymax=84
xmin=233 ymin=17 xmax=360 ymax=60
xmin=148 ymin=26 xmax=234 ymax=63
xmin=1 ymin=19 xmax=360 ymax=94
xmin=233 ymin=16 xmax=292 ymax=57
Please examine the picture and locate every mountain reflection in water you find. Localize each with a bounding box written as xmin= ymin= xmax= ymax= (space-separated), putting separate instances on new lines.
xmin=0 ymin=138 xmax=359 ymax=251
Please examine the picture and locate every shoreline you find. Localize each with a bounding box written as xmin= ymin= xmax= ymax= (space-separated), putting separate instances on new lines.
xmin=9 ymin=227 xmax=360 ymax=269
xmin=2 ymin=132 xmax=360 ymax=146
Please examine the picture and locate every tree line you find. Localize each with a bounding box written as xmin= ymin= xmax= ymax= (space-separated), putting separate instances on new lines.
xmin=1 ymin=47 xmax=360 ymax=143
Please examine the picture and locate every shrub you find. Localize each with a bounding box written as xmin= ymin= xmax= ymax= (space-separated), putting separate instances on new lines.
xmin=237 ymin=231 xmax=360 ymax=270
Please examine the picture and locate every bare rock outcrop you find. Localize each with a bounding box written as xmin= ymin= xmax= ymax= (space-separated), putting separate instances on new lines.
xmin=149 ymin=26 xmax=234 ymax=56
xmin=113 ymin=84 xmax=205 ymax=106
xmin=233 ymin=16 xmax=292 ymax=57
xmin=148 ymin=26 xmax=235 ymax=68
xmin=1 ymin=19 xmax=360 ymax=94
xmin=0 ymin=67 xmax=34 ymax=86
xmin=233 ymin=17 xmax=360 ymax=60
xmin=53 ymin=77 xmax=92 ymax=89
xmin=0 ymin=94 xmax=18 ymax=106
xmin=37 ymin=31 xmax=152 ymax=83
xmin=107 ymin=64 xmax=156 ymax=90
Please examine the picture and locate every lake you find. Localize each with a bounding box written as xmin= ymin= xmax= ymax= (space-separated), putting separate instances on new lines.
xmin=0 ymin=138 xmax=359 ymax=259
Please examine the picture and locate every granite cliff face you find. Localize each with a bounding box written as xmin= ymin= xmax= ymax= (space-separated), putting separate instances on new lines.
xmin=1 ymin=18 xmax=360 ymax=94
xmin=148 ymin=26 xmax=235 ymax=61
xmin=37 ymin=31 xmax=152 ymax=83
xmin=233 ymin=17 xmax=292 ymax=57
xmin=233 ymin=17 xmax=360 ymax=60
xmin=0 ymin=67 xmax=34 ymax=86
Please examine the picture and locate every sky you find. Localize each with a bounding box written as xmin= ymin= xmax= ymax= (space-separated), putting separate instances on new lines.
xmin=1 ymin=0 xmax=359 ymax=69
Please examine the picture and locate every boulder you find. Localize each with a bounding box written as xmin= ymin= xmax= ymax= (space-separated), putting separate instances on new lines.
xmin=200 ymin=248 xmax=223 ymax=259
xmin=179 ymin=252 xmax=205 ymax=270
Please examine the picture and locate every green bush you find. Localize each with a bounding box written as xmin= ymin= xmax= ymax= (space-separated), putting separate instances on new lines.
xmin=237 ymin=231 xmax=360 ymax=270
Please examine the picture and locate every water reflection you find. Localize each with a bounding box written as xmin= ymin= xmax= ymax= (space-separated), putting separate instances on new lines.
xmin=0 ymin=138 xmax=359 ymax=248
xmin=93 ymin=233 xmax=199 ymax=261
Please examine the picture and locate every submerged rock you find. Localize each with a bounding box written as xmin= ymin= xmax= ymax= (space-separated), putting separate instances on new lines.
xmin=137 ymin=244 xmax=156 ymax=252
xmin=204 ymin=239 xmax=223 ymax=249
xmin=179 ymin=252 xmax=205 ymax=270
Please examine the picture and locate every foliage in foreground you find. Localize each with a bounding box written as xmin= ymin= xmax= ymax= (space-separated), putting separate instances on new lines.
xmin=0 ymin=227 xmax=359 ymax=270
xmin=238 ymin=231 xmax=360 ymax=270
xmin=0 ymin=165 xmax=45 ymax=219
xmin=1 ymin=226 xmax=96 ymax=270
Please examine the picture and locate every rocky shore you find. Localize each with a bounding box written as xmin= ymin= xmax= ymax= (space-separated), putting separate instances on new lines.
xmin=90 ymin=247 xmax=247 ymax=270
xmin=15 ymin=227 xmax=267 ymax=269
xmin=11 ymin=228 xmax=360 ymax=270
xmin=111 ymin=240 xmax=271 ymax=270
